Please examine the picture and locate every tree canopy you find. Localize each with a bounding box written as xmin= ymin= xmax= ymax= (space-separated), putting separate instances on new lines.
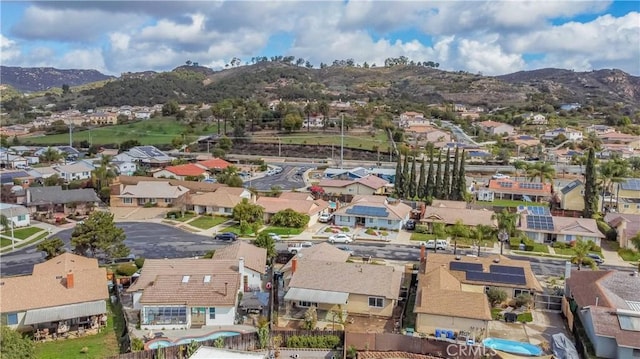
xmin=270 ymin=209 xmax=309 ymax=228
xmin=70 ymin=211 xmax=129 ymax=260
xmin=232 ymin=198 xmax=264 ymax=225
xmin=0 ymin=326 xmax=36 ymax=359
xmin=252 ymin=232 xmax=276 ymax=260
xmin=37 ymin=237 xmax=66 ymax=259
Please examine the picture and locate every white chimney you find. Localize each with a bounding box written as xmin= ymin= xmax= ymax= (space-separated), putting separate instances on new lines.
xmin=238 ymin=257 xmax=245 ymax=292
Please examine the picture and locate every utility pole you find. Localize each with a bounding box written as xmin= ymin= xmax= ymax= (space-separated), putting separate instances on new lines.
xmin=340 ymin=114 xmax=344 ymax=169
xmin=68 ymin=123 xmax=74 ymax=147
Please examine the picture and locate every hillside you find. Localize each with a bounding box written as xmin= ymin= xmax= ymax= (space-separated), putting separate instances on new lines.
xmin=0 ymin=66 xmax=114 ymax=92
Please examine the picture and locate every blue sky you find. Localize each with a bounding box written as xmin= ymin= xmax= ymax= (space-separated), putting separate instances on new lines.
xmin=1 ymin=1 xmax=638 ymax=76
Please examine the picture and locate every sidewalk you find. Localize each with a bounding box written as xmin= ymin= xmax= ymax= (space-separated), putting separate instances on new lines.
xmin=0 ymin=221 xmax=66 ymax=255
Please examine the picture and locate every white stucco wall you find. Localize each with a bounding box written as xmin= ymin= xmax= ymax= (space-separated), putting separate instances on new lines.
xmin=205 ymin=306 xmax=236 ymax=326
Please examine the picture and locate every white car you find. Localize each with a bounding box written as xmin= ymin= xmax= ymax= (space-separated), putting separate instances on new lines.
xmin=492 ymin=173 xmax=510 ymax=180
xmin=318 ymin=213 xmax=333 ymax=223
xmin=267 ymin=233 xmax=282 ymax=241
xmin=329 ymin=233 xmax=353 ymax=244
xmin=422 ymin=239 xmax=448 ymax=250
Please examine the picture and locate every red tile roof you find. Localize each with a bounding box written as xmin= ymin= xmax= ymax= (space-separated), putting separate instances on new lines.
xmin=164 ymin=163 xmax=207 ymax=176
xmin=198 ymin=158 xmax=231 ymax=170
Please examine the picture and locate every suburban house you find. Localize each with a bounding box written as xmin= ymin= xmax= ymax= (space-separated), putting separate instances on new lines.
xmin=475 ymin=120 xmax=515 ymax=136
xmin=604 ymin=213 xmax=640 ymax=250
xmin=466 ymin=150 xmax=492 ymax=163
xmin=399 ymin=111 xmax=427 ymax=127
xmin=153 ymin=163 xmax=209 ymax=181
xmin=598 ymin=132 xmax=640 ymax=150
xmin=318 ymin=175 xmax=390 ymax=196
xmin=0 ymin=253 xmax=108 ymax=335
xmin=483 ymin=179 xmax=553 ymax=202
xmin=0 ymin=170 xmax=33 ymax=187
xmin=424 ymin=253 xmax=543 ymax=300
xmin=565 ymin=270 xmax=640 ymax=359
xmin=110 ymin=181 xmax=189 ymax=208
xmin=414 ymin=264 xmax=491 ymax=340
xmin=197 ymin=158 xmax=232 ymax=172
xmin=123 ymin=146 xmax=174 ymax=167
xmin=189 ymin=187 xmax=252 ymax=216
xmin=21 ymin=186 xmax=101 ymax=216
xmin=368 ymin=168 xmax=397 ymax=184
xmin=283 ymin=258 xmax=403 ymax=321
xmin=585 ymin=125 xmax=615 ymax=135
xmin=279 ymin=243 xmax=351 ymax=284
xmin=510 ymin=135 xmax=541 ymax=148
xmin=323 ymin=167 xmax=369 ymax=180
xmin=128 ymin=258 xmax=241 ymax=329
xmin=559 ymin=179 xmax=591 ymax=212
xmin=88 ymin=111 xmax=118 ymax=125
xmin=517 ymin=207 xmax=604 ymax=245
xmin=421 ymin=202 xmax=496 ymax=229
xmin=112 ymin=161 xmax=137 ymax=176
xmin=256 ymin=194 xmax=329 ymax=226
xmin=212 ymin=241 xmax=267 ymax=292
xmin=114 ymin=175 xmax=226 ymax=194
xmin=522 ymin=113 xmax=548 ymax=125
xmin=542 ymin=128 xmax=583 ymax=142
xmin=51 ymin=162 xmax=95 ymax=182
xmin=616 ymin=178 xmax=640 ymax=215
xmin=0 ymin=203 xmax=30 ymax=230
xmin=332 ymin=195 xmax=412 ymax=231
xmin=0 ymin=153 xmax=29 ymax=169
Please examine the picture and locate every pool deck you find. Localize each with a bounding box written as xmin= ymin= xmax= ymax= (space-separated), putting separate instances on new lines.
xmin=131 ymin=324 xmax=257 ymax=342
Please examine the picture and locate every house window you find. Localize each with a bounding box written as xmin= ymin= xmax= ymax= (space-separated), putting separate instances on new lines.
xmin=565 ymin=235 xmax=574 ymax=242
xmin=209 ymin=308 xmax=216 ymax=320
xmin=368 ymin=297 xmax=384 ymax=308
xmin=142 ymin=306 xmax=187 ymax=325
xmin=624 ymin=204 xmax=630 ymax=209
xmin=164 ymin=198 xmax=172 ymax=203
xmin=17 ymin=215 xmax=26 ymax=221
xmin=579 ymin=190 xmax=584 ymax=195
xmin=632 ymin=348 xmax=640 ymax=357
xmin=123 ymin=198 xmax=133 ymax=204
xmin=149 ymin=198 xmax=157 ymax=204
xmin=387 ymin=220 xmax=393 ymax=225
xmin=224 ymin=208 xmax=232 ymax=213
xmin=514 ymin=289 xmax=531 ymax=297
xmin=368 ymin=218 xmax=374 ymax=223
xmin=298 ymin=301 xmax=317 ymax=308
xmin=1 ymin=313 xmax=18 ymax=325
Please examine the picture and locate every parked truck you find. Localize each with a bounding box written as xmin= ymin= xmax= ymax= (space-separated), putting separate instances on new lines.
xmin=287 ymin=241 xmax=313 ymax=254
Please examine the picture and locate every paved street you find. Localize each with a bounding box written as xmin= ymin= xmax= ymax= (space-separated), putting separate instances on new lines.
xmin=247 ymin=165 xmax=313 ymax=191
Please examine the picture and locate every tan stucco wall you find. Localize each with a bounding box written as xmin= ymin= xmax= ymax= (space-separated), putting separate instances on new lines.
xmin=323 ymin=184 xmax=376 ymax=196
xmin=346 ymin=293 xmax=395 ymax=318
xmin=562 ymin=189 xmax=585 ymax=211
xmin=618 ymin=189 xmax=640 ymax=214
xmin=415 ymin=313 xmax=488 ymax=338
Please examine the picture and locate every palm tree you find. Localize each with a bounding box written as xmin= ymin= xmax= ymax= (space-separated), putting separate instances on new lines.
xmin=571 ymin=239 xmax=595 ymax=270
xmin=492 ymin=209 xmax=519 ymax=238
xmin=512 ymin=160 xmax=528 ymax=181
xmin=253 ymin=232 xmax=276 ymax=261
xmin=448 ymin=220 xmax=470 ymax=255
xmin=472 ymin=224 xmax=496 ymax=255
xmin=40 ymin=147 xmax=63 ymax=164
xmin=599 ymin=157 xmax=629 ymax=212
xmin=525 ymin=162 xmax=555 ymax=183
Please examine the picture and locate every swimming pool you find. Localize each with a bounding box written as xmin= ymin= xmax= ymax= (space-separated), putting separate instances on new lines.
xmin=483 ymin=338 xmax=543 ymax=356
xmin=146 ymin=331 xmax=241 ymax=350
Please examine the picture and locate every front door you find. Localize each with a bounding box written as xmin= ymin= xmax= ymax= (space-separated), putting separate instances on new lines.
xmin=191 ymin=307 xmax=205 ymax=327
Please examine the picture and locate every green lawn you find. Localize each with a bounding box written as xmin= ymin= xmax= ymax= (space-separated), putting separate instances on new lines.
xmin=0 ymin=232 xmax=50 ymax=253
xmin=219 ymin=225 xmax=255 ymax=236
xmin=35 ymin=302 xmax=121 ymax=359
xmin=517 ymin=312 xmax=533 ymax=323
xmin=553 ymin=247 xmax=575 ymax=256
xmin=1 ymin=237 xmax=13 ymax=247
xmin=171 ymin=213 xmax=197 ymax=222
xmin=491 ymin=308 xmax=503 ymax=320
xmin=490 ymin=199 xmax=546 ymax=208
xmin=188 ymin=216 xmax=229 ymax=230
xmin=261 ymin=226 xmax=304 ymax=236
xmin=618 ymin=248 xmax=640 ymax=262
xmin=410 ymin=233 xmax=437 ymax=241
xmin=251 ymin=131 xmax=390 ymax=152
xmin=0 ymin=226 xmax=43 ymax=239
xmin=23 ymin=117 xmax=216 ymax=146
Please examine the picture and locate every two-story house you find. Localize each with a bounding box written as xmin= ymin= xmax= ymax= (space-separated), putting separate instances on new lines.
xmin=542 ymin=128 xmax=583 ymax=142
xmin=52 ymin=162 xmax=95 ymax=182
xmin=616 ymin=179 xmax=640 ymax=214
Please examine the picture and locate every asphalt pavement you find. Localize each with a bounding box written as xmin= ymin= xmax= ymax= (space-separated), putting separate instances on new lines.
xmin=247 ymin=165 xmax=313 ymax=190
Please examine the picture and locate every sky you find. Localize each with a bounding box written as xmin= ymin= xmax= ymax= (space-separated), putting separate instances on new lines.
xmin=1 ymin=1 xmax=639 ymax=76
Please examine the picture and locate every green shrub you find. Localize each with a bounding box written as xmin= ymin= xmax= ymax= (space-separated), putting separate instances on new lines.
xmin=134 ymin=257 xmax=145 ymax=269
xmin=515 ymin=293 xmax=533 ymax=308
xmin=116 ymin=263 xmax=138 ymax=276
xmin=131 ymin=337 xmax=144 ymax=352
xmin=324 ymin=227 xmax=334 ymax=233
xmin=524 ymin=244 xmax=534 ymax=251
xmin=143 ymin=202 xmax=157 ymax=208
xmin=553 ymin=242 xmax=569 ymax=249
xmin=365 ymin=228 xmax=376 ymax=235
xmin=285 ymin=335 xmax=340 ymax=348
xmin=414 ymin=225 xmax=429 ymax=234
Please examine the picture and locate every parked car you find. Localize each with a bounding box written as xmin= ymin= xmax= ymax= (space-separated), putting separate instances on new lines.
xmin=267 ymin=232 xmax=282 ymax=241
xmin=492 ymin=173 xmax=510 ymax=180
xmin=329 ymin=233 xmax=353 ymax=244
xmin=422 ymin=239 xmax=448 ymax=250
xmin=287 ymin=242 xmax=313 ymax=254
xmin=587 ymin=253 xmax=604 ymax=265
xmin=318 ymin=213 xmax=333 ymax=223
xmin=336 ymin=245 xmax=355 ymax=256
xmin=214 ymin=232 xmax=238 ymax=241
xmin=404 ymin=219 xmax=416 ymax=231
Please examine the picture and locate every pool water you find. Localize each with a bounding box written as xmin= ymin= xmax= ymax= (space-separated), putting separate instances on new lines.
xmin=147 ymin=331 xmax=241 ymax=349
xmin=483 ymin=337 xmax=543 ymax=356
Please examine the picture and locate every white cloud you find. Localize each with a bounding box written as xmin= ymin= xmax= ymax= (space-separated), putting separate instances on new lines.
xmin=0 ymin=34 xmax=20 ymax=62
xmin=456 ymin=37 xmax=525 ymax=75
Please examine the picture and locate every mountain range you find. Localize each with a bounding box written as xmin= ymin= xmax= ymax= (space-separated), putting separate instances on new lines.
xmin=1 ymin=64 xmax=639 ymax=108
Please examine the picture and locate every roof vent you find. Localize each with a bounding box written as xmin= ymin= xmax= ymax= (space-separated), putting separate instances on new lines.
xmin=493 ymin=258 xmax=500 ymax=263
xmin=455 ymin=255 xmax=461 ymax=260
xmin=182 ymin=275 xmax=190 ymax=283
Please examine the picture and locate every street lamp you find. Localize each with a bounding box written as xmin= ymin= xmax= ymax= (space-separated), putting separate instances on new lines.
xmin=498 ymin=230 xmax=509 ymax=255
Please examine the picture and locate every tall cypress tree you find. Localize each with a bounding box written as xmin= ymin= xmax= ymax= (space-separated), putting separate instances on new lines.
xmin=417 ymin=157 xmax=426 ymax=199
xmin=442 ymin=148 xmax=451 ymax=199
xmin=434 ymin=153 xmax=443 ymax=199
xmin=394 ymin=154 xmax=404 ymax=198
xmin=402 ymin=154 xmax=411 ymax=197
xmin=451 ymin=147 xmax=460 ymax=200
xmin=583 ymin=148 xmax=598 ymax=218
xmin=408 ymin=157 xmax=417 ymax=198
xmin=426 ymin=149 xmax=435 ymax=199
xmin=457 ymin=150 xmax=467 ymax=201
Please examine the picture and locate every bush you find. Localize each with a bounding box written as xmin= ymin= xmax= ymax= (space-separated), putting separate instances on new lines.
xmin=515 ymin=293 xmax=533 ymax=308
xmin=131 ymin=337 xmax=144 ymax=352
xmin=524 ymin=244 xmax=535 ymax=251
xmin=365 ymin=228 xmax=377 ymax=235
xmin=143 ymin=202 xmax=157 ymax=208
xmin=553 ymin=242 xmax=569 ymax=249
xmin=486 ymin=287 xmax=508 ymax=306
xmin=115 ymin=263 xmax=138 ymax=276
xmin=285 ymin=335 xmax=341 ymax=349
xmin=414 ymin=225 xmax=430 ymax=234
xmin=134 ymin=257 xmax=145 ymax=269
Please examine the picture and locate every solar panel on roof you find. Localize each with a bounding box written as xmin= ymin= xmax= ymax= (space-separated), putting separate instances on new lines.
xmin=345 ymin=205 xmax=389 ymax=217
xmin=526 ymin=215 xmax=554 ymax=231
xmin=490 ymin=265 xmax=525 ymax=276
xmin=621 ymin=179 xmax=640 ymax=191
xmin=466 ymin=271 xmax=527 ymax=285
xmin=526 ymin=206 xmax=550 ymax=215
xmin=449 ymin=262 xmax=483 ymax=272
xmin=519 ymin=183 xmax=543 ymax=190
xmin=498 ymin=181 xmax=513 ymax=188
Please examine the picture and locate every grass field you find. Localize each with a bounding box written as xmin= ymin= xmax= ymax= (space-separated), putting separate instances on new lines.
xmin=410 ymin=233 xmax=437 ymax=242
xmin=1 ymin=226 xmax=43 ymax=239
xmin=251 ymin=131 xmax=391 ymax=152
xmin=188 ymin=215 xmax=229 ymax=230
xmin=35 ymin=302 xmax=121 ymax=359
xmin=22 ymin=118 xmax=216 ymax=146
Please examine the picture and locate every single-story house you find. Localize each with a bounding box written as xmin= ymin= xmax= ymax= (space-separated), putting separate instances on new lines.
xmin=318 ymin=175 xmax=389 ymax=196
xmin=124 ymin=146 xmax=174 ymax=167
xmin=112 ymin=161 xmax=137 ymax=176
xmin=565 ymin=270 xmax=640 ymax=359
xmin=23 ymin=186 xmax=101 ymax=215
xmin=519 ymin=212 xmax=604 ymax=246
xmin=284 ymin=258 xmax=403 ymax=320
xmin=559 ymin=179 xmax=589 ymax=212
xmin=420 ymin=204 xmax=497 ymax=229
xmin=256 ymin=195 xmax=329 ymax=226
xmin=0 ymin=203 xmax=30 ymax=230
xmin=604 ymin=213 xmax=640 ymax=250
xmin=189 ymin=187 xmax=252 ymax=216
xmin=127 ymin=258 xmax=242 ymax=329
xmin=424 ymin=253 xmax=543 ymax=299
xmin=475 ymin=120 xmax=515 ymax=136
xmin=414 ymin=266 xmax=491 ymax=339
xmin=110 ymin=181 xmax=189 ymax=208
xmin=323 ymin=167 xmax=369 ymax=180
xmin=333 ymin=195 xmax=412 ymax=231
xmin=0 ymin=253 xmax=108 ymax=335
xmin=598 ymin=132 xmax=640 ymax=149
xmin=212 ymin=241 xmax=267 ymax=292
xmin=279 ymin=243 xmax=351 ymax=285
xmin=114 ymin=175 xmax=227 ymax=193
xmin=0 ymin=170 xmax=33 ymax=186
xmin=197 ymin=158 xmax=231 ymax=172
xmin=153 ymin=163 xmax=209 ymax=181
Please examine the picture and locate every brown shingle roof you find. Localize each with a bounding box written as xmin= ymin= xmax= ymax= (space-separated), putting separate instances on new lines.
xmin=288 ymin=261 xmax=402 ymax=299
xmin=588 ymin=306 xmax=640 ymax=349
xmin=424 ymin=253 xmax=543 ymax=292
xmin=188 ymin=190 xmax=242 ymax=208
xmin=421 ymin=206 xmax=497 ymax=227
xmin=280 ymin=243 xmax=350 ymax=274
xmin=212 ymin=241 xmax=267 ymax=274
xmin=128 ymin=258 xmax=238 ymax=292
xmin=139 ymin=273 xmax=239 ymax=307
xmin=1 ymin=254 xmax=108 ymax=313
xmin=256 ymin=197 xmax=328 ymax=215
xmin=358 ymin=352 xmax=440 ymax=359
xmin=116 ymin=175 xmax=226 ymax=193
xmin=430 ymin=200 xmax=468 ymax=209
